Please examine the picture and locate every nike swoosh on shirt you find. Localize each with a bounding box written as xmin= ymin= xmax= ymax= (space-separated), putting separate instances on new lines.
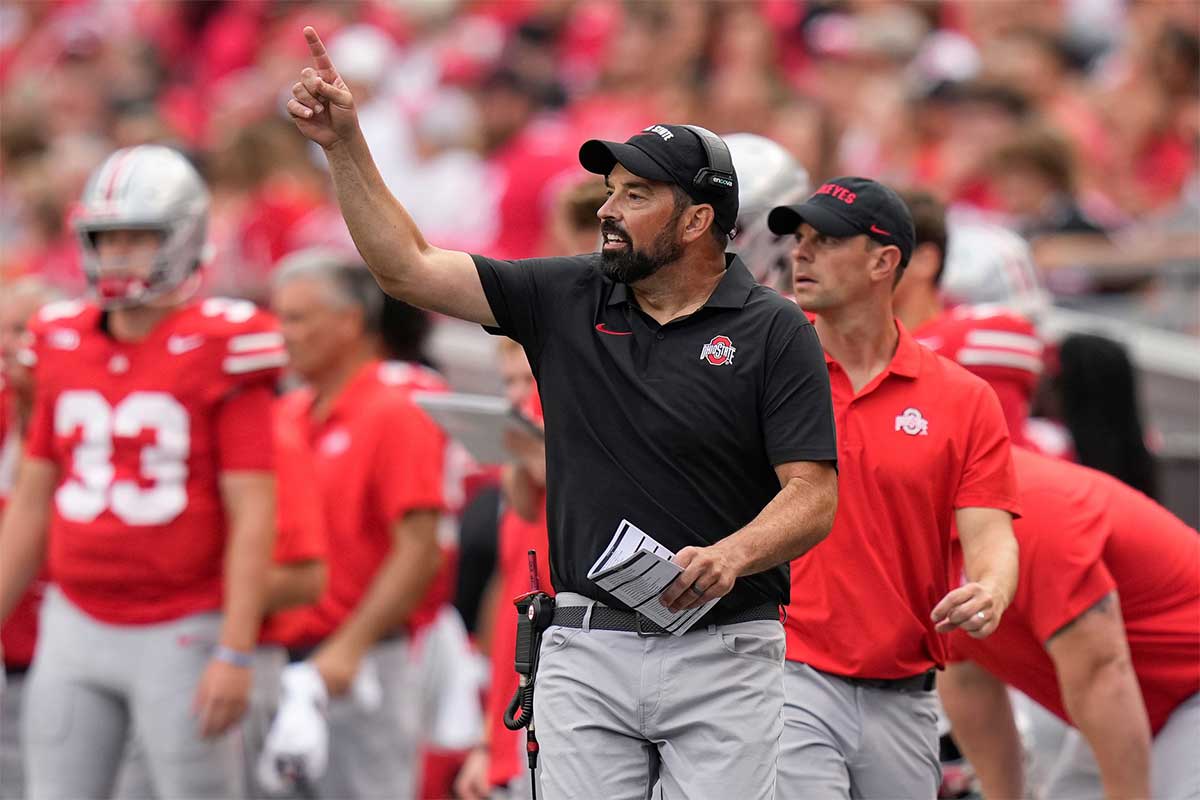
xmin=167 ymin=334 xmax=205 ymax=354
xmin=595 ymin=323 xmax=632 ymax=336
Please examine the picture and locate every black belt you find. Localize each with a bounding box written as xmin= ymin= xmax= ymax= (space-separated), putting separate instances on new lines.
xmin=551 ymin=602 xmax=779 ymax=637
xmin=835 ymin=669 xmax=936 ymax=693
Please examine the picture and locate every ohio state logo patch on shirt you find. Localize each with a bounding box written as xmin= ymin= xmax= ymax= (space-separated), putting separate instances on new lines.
xmin=894 ymin=407 xmax=929 ymax=436
xmin=700 ymin=335 xmax=737 ymax=366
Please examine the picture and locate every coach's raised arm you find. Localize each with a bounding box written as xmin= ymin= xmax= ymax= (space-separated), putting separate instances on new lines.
xmin=288 ymin=26 xmax=495 ymax=325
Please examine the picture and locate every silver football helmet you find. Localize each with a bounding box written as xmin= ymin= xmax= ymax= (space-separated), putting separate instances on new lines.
xmin=942 ymin=222 xmax=1051 ymax=320
xmin=74 ymin=145 xmax=209 ymax=308
xmin=724 ymin=133 xmax=810 ymax=289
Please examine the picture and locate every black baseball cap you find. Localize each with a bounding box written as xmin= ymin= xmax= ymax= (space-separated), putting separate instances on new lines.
xmin=579 ymin=124 xmax=739 ymax=235
xmin=767 ymin=177 xmax=916 ymax=266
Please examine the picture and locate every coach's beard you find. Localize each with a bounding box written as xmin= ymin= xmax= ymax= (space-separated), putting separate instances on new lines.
xmin=599 ymin=222 xmax=685 ymax=285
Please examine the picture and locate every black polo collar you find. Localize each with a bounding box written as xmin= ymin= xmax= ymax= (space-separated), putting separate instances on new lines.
xmin=606 ymin=253 xmax=757 ymax=310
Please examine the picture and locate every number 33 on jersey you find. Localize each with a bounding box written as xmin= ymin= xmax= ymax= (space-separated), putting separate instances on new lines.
xmin=19 ymin=298 xmax=286 ymax=624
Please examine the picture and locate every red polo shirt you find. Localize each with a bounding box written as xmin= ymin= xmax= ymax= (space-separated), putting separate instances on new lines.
xmin=785 ymin=321 xmax=1019 ymax=679
xmin=272 ymin=361 xmax=447 ymax=646
xmin=259 ymin=401 xmax=328 ymax=647
xmin=949 ymin=448 xmax=1200 ymax=734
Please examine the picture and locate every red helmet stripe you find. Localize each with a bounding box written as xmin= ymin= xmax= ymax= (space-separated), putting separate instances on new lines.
xmin=102 ymin=149 xmax=135 ymax=204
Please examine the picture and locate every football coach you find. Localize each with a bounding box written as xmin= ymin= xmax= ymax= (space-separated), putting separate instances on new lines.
xmin=288 ymin=27 xmax=838 ymax=799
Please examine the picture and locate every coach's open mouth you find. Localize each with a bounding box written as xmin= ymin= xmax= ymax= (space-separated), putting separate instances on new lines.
xmin=602 ymin=235 xmax=630 ymax=252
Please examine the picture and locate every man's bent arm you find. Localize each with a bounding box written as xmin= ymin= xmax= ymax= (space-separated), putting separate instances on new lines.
xmin=661 ymin=460 xmax=836 ymax=612
xmin=719 ymin=460 xmax=837 ymax=575
xmin=1046 ymin=592 xmax=1152 ymax=800
xmin=957 ymin=506 xmax=1018 ymax=610
xmin=0 ymin=457 xmax=56 ymax=622
xmin=932 ymin=507 xmax=1018 ymax=638
xmin=322 ymin=136 xmax=494 ymax=324
xmin=312 ymin=509 xmax=442 ymax=695
xmin=290 ymin=28 xmax=495 ymax=324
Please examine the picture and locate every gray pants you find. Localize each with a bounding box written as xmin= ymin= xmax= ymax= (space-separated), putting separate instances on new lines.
xmin=779 ymin=662 xmax=941 ymax=800
xmin=1 ymin=672 xmax=25 ymax=800
xmin=115 ymin=646 xmax=286 ymax=799
xmin=22 ymin=587 xmax=242 ymax=800
xmin=532 ymin=592 xmax=785 ymax=800
xmin=1043 ymin=691 xmax=1200 ymax=800
xmin=315 ymin=636 xmax=420 ymax=800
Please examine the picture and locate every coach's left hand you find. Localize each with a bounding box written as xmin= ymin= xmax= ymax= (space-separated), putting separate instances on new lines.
xmin=660 ymin=545 xmax=739 ymax=613
xmin=194 ymin=658 xmax=252 ymax=737
xmin=931 ymin=581 xmax=1006 ymax=639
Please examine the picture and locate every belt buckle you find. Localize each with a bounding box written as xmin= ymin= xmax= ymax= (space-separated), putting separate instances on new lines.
xmin=635 ymin=614 xmax=669 ymax=637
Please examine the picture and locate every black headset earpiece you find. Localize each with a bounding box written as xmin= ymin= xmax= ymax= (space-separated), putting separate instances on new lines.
xmin=682 ymin=124 xmax=735 ymax=194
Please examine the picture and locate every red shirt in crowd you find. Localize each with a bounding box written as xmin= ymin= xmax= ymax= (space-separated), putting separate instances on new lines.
xmin=22 ymin=298 xmax=284 ymax=625
xmin=949 ymin=447 xmax=1200 ymax=735
xmin=785 ymin=321 xmax=1020 ymax=679
xmin=272 ymin=361 xmax=447 ymax=646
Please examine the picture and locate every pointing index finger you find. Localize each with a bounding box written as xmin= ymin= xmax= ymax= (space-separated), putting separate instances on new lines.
xmin=303 ymin=26 xmax=337 ymax=78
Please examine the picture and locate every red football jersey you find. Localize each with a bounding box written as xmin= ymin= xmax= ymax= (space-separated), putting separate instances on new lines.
xmin=913 ymin=307 xmax=1050 ymax=453
xmin=22 ymin=298 xmax=284 ymax=625
xmin=1 ymin=379 xmax=44 ymax=668
xmin=273 ymin=361 xmax=448 ymax=646
xmin=949 ymin=448 xmax=1200 ymax=734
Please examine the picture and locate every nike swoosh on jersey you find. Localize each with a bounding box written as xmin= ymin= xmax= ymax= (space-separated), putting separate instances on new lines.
xmin=595 ymin=323 xmax=632 ymax=336
xmin=167 ymin=335 xmax=205 ymax=354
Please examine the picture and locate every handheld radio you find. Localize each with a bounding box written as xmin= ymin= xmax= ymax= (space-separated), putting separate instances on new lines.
xmin=503 ymin=550 xmax=555 ymax=799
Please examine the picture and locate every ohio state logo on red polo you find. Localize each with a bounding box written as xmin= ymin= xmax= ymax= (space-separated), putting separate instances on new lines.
xmin=700 ymin=335 xmax=737 ymax=366
xmin=894 ymin=407 xmax=929 ymax=436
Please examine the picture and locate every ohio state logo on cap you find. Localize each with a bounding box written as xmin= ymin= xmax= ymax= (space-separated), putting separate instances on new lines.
xmin=700 ymin=335 xmax=737 ymax=366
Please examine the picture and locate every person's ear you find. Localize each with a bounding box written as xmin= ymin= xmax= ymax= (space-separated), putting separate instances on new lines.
xmin=869 ymin=245 xmax=902 ymax=285
xmin=680 ymin=204 xmax=715 ymax=245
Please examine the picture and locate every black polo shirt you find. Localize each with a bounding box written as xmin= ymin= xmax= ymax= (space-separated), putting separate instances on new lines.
xmin=474 ymin=252 xmax=836 ymax=615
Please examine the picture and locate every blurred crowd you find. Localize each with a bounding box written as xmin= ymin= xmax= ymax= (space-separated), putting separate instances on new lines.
xmin=1 ymin=0 xmax=1197 ymax=310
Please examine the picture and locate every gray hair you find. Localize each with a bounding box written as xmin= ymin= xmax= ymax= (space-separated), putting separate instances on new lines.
xmin=272 ymin=248 xmax=384 ymax=332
